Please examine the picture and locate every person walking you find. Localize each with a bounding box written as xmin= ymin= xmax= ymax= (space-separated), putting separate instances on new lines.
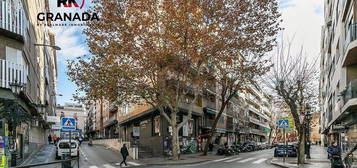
xmin=120 ymin=144 xmax=129 ymax=167
xmin=48 ymin=135 xmax=52 ymax=144
xmin=327 ymin=141 xmax=343 ymax=168
xmin=344 ymin=153 xmax=353 ymax=168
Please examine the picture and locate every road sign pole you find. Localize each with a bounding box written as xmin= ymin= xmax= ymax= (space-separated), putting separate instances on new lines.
xmin=69 ymin=130 xmax=71 ymax=162
xmin=283 ymin=126 xmax=286 ymax=163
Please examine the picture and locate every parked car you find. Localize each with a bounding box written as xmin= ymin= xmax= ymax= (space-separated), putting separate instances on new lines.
xmin=56 ymin=139 xmax=80 ymax=159
xmin=274 ymin=145 xmax=297 ymax=157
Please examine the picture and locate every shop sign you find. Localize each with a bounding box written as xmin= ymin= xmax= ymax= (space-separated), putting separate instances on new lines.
xmin=52 ymin=125 xmax=62 ymax=130
xmin=47 ymin=116 xmax=60 ymax=123
xmin=133 ymin=127 xmax=140 ymax=137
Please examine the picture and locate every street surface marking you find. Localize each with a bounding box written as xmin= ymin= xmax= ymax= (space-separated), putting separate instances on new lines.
xmin=80 ymin=151 xmax=88 ymax=161
xmin=238 ymin=157 xmax=255 ymax=163
xmin=89 ymin=166 xmax=98 ymax=168
xmin=103 ymin=164 xmax=116 ymax=168
xmin=224 ymin=157 xmax=241 ymax=162
xmin=128 ymin=161 xmax=141 ymax=166
xmin=253 ymin=158 xmax=267 ymax=164
xmin=213 ymin=157 xmax=233 ymax=162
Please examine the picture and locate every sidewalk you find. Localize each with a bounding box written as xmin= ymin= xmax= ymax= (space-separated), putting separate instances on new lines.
xmin=20 ymin=144 xmax=56 ymax=166
xmin=270 ymin=145 xmax=332 ymax=168
xmin=137 ymin=152 xmax=225 ymax=166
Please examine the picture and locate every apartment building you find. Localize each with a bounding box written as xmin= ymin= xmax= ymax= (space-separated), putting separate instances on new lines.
xmin=244 ymin=85 xmax=272 ymax=143
xmin=0 ymin=0 xmax=58 ymax=166
xmin=320 ymin=0 xmax=357 ymax=152
xmin=81 ymin=84 xmax=273 ymax=157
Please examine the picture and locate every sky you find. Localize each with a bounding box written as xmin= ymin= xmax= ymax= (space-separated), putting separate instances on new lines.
xmin=53 ymin=0 xmax=324 ymax=105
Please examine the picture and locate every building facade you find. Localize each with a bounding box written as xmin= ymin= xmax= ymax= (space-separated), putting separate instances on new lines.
xmin=320 ymin=0 xmax=357 ymax=153
xmin=84 ymin=84 xmax=273 ymax=157
xmin=55 ymin=103 xmax=87 ymax=137
xmin=0 ymin=0 xmax=57 ymax=166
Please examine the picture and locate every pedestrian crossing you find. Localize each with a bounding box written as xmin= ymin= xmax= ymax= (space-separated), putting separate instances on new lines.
xmin=85 ymin=162 xmax=142 ymax=168
xmin=211 ymin=156 xmax=268 ymax=165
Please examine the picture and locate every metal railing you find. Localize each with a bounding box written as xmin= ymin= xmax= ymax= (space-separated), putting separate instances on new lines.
xmin=0 ymin=59 xmax=28 ymax=89
xmin=0 ymin=0 xmax=27 ymax=36
xmin=343 ymin=79 xmax=357 ymax=103
xmin=205 ymin=101 xmax=216 ymax=110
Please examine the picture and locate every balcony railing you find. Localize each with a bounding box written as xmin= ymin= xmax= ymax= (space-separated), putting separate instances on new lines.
xmin=343 ymin=79 xmax=357 ymax=103
xmin=345 ymin=23 xmax=357 ymax=52
xmin=0 ymin=0 xmax=27 ymax=36
xmin=0 ymin=59 xmax=28 ymax=89
xmin=249 ymin=128 xmax=266 ymax=136
xmin=205 ymin=101 xmax=216 ymax=110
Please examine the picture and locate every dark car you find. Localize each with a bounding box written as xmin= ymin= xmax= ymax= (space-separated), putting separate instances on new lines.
xmin=274 ymin=145 xmax=297 ymax=157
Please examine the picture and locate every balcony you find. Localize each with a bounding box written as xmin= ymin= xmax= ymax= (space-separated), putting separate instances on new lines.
xmin=343 ymin=23 xmax=357 ymax=66
xmin=249 ymin=116 xmax=269 ymax=128
xmin=249 ymin=128 xmax=266 ymax=136
xmin=0 ymin=59 xmax=28 ymax=89
xmin=0 ymin=0 xmax=27 ymax=37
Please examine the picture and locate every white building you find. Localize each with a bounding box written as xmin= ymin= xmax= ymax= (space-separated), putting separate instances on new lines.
xmin=320 ymin=0 xmax=357 ymax=152
xmin=55 ymin=103 xmax=87 ymax=137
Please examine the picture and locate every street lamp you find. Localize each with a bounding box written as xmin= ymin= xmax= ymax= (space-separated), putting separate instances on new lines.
xmin=34 ymin=44 xmax=61 ymax=50
xmin=9 ymin=80 xmax=24 ymax=95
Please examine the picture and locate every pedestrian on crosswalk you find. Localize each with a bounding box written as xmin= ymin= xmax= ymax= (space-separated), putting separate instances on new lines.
xmin=120 ymin=144 xmax=129 ymax=167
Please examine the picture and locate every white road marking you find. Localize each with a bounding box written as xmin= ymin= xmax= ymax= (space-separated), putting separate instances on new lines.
xmin=224 ymin=157 xmax=241 ymax=162
xmin=89 ymin=166 xmax=98 ymax=168
xmin=213 ymin=157 xmax=233 ymax=162
xmin=103 ymin=164 xmax=116 ymax=168
xmin=238 ymin=157 xmax=255 ymax=163
xmin=253 ymin=158 xmax=267 ymax=164
xmin=128 ymin=161 xmax=141 ymax=166
xmin=80 ymin=151 xmax=88 ymax=161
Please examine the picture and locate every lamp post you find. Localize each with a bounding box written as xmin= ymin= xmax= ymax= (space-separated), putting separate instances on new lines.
xmin=9 ymin=80 xmax=24 ymax=95
xmin=34 ymin=44 xmax=61 ymax=50
xmin=8 ymin=80 xmax=24 ymax=166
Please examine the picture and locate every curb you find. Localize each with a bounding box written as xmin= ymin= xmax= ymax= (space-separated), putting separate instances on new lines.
xmin=270 ymin=160 xmax=296 ymax=168
xmin=142 ymin=159 xmax=211 ymax=166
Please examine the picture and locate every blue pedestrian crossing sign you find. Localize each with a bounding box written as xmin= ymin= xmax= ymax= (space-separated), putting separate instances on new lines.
xmin=61 ymin=117 xmax=76 ymax=131
xmin=278 ymin=120 xmax=289 ymax=128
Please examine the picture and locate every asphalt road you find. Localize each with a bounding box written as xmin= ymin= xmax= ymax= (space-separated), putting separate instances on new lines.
xmin=147 ymin=149 xmax=279 ymax=168
xmin=22 ymin=143 xmax=279 ymax=168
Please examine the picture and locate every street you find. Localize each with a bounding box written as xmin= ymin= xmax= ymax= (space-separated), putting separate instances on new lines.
xmin=148 ymin=149 xmax=279 ymax=168
xmin=23 ymin=143 xmax=279 ymax=168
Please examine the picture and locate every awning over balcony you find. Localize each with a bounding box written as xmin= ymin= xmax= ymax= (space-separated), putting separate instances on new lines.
xmin=203 ymin=107 xmax=216 ymax=115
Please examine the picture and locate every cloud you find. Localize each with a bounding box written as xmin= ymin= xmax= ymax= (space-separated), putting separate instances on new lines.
xmin=54 ymin=27 xmax=88 ymax=62
xmin=278 ymin=0 xmax=324 ymax=60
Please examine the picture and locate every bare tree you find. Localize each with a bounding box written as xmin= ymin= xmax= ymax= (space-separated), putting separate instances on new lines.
xmin=266 ymin=41 xmax=319 ymax=164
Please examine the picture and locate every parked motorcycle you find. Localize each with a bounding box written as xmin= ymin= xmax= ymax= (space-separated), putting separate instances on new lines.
xmin=216 ymin=146 xmax=234 ymax=156
xmin=330 ymin=155 xmax=344 ymax=168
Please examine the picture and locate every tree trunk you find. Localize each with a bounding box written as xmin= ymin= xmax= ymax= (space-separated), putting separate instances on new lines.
xmin=203 ymin=120 xmax=218 ymax=155
xmin=203 ymin=106 xmax=226 ymax=155
xmin=171 ymin=112 xmax=179 ymax=161
xmin=297 ymin=126 xmax=306 ymax=164
xmin=268 ymin=128 xmax=273 ymax=145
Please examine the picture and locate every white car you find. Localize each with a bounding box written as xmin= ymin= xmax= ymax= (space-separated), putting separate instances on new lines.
xmin=55 ymin=139 xmax=80 ymax=159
